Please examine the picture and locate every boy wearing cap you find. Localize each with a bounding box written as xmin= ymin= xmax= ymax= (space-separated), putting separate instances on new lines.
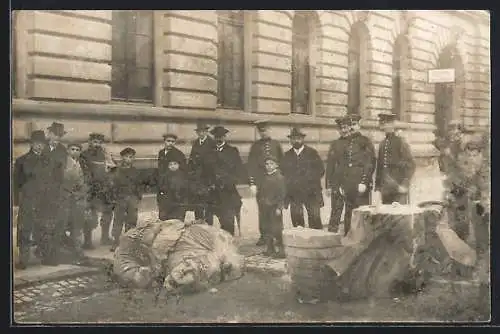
xmin=281 ymin=127 xmax=325 ymax=229
xmin=207 ymin=126 xmax=244 ymax=235
xmin=80 ymin=133 xmax=116 ymax=248
xmin=59 ymin=141 xmax=89 ymax=260
xmin=374 ymin=113 xmax=416 ymax=205
xmin=157 ymin=157 xmax=188 ymax=221
xmin=258 ymin=156 xmax=286 ymax=258
xmin=110 ymin=148 xmax=145 ymax=251
xmin=247 ymin=120 xmax=284 ymax=246
xmin=13 ymin=130 xmax=48 ymax=269
xmin=157 ymin=133 xmax=187 ymax=220
xmin=325 ymin=116 xmax=350 ymax=233
xmin=187 ymin=121 xmax=216 ymax=225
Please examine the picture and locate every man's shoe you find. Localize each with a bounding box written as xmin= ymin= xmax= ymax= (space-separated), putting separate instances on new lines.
xmin=15 ymin=263 xmax=27 ymax=270
xmin=100 ymin=238 xmax=112 ymax=246
xmin=256 ymin=238 xmax=266 ymax=246
xmin=82 ymin=243 xmax=95 ymax=250
xmin=328 ymin=226 xmax=339 ymax=233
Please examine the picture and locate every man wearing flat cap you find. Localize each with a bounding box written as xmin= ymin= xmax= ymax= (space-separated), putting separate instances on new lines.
xmin=247 ymin=120 xmax=284 ymax=245
xmin=433 ymin=120 xmax=469 ymax=174
xmin=13 ymin=130 xmax=48 ymax=269
xmin=80 ymin=133 xmax=115 ymax=248
xmin=187 ymin=121 xmax=217 ymax=225
xmin=336 ymin=113 xmax=376 ymax=235
xmin=374 ymin=113 xmax=416 ymax=205
xmin=156 ymin=133 xmax=187 ymax=220
xmin=205 ymin=126 xmax=244 ymax=235
xmin=281 ymin=127 xmax=325 ymax=229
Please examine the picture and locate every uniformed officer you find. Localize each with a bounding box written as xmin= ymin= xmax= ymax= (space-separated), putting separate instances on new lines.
xmin=187 ymin=121 xmax=217 ymax=225
xmin=325 ymin=116 xmax=350 ymax=232
xmin=206 ymin=126 xmax=244 ymax=235
xmin=247 ymin=120 xmax=284 ymax=246
xmin=13 ymin=130 xmax=48 ymax=269
xmin=374 ymin=113 xmax=416 ymax=205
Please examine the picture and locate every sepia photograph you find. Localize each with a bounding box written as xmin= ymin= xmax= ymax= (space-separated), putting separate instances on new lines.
xmin=11 ymin=9 xmax=491 ymax=324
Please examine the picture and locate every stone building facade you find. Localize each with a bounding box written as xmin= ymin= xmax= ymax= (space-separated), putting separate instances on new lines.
xmin=11 ymin=10 xmax=490 ymax=174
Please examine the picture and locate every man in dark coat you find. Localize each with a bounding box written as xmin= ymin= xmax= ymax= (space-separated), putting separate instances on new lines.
xmin=156 ymin=133 xmax=187 ymax=220
xmin=374 ymin=113 xmax=416 ymax=205
xmin=13 ymin=130 xmax=48 ymax=269
xmin=206 ymin=126 xmax=243 ymax=235
xmin=281 ymin=127 xmax=325 ymax=229
xmin=433 ymin=120 xmax=468 ymax=174
xmin=247 ymin=120 xmax=284 ymax=245
xmin=80 ymin=132 xmax=116 ymax=248
xmin=187 ymin=121 xmax=216 ymax=225
xmin=39 ymin=122 xmax=68 ymax=265
xmin=337 ymin=114 xmax=376 ymax=235
xmin=325 ymin=116 xmax=350 ymax=233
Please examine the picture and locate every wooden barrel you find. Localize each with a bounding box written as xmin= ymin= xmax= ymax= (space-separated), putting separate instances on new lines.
xmin=283 ymin=227 xmax=343 ymax=301
xmin=324 ymin=204 xmax=429 ymax=300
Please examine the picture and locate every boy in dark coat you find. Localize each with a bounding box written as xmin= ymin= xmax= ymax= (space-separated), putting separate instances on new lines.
xmin=281 ymin=127 xmax=325 ymax=229
xmin=374 ymin=113 xmax=416 ymax=204
xmin=157 ymin=157 xmax=188 ymax=221
xmin=258 ymin=156 xmax=286 ymax=258
xmin=13 ymin=130 xmax=48 ymax=269
xmin=110 ymin=148 xmax=144 ymax=251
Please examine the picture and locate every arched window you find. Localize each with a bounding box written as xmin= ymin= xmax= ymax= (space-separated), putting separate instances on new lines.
xmin=111 ymin=10 xmax=154 ymax=102
xmin=392 ymin=34 xmax=409 ymax=120
xmin=347 ymin=22 xmax=369 ymax=115
xmin=11 ymin=11 xmax=17 ymax=98
xmin=291 ymin=12 xmax=314 ymax=115
xmin=217 ymin=10 xmax=245 ymax=109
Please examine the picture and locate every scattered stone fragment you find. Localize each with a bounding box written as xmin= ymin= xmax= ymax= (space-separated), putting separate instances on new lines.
xmin=21 ymin=296 xmax=33 ymax=302
xmin=52 ymin=292 xmax=62 ymax=297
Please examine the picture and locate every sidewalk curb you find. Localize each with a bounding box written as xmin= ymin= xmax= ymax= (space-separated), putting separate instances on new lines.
xmin=14 ymin=266 xmax=103 ymax=290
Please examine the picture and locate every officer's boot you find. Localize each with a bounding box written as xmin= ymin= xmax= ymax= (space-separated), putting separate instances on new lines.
xmin=263 ymin=237 xmax=275 ymax=257
xmin=82 ymin=227 xmax=95 ymax=250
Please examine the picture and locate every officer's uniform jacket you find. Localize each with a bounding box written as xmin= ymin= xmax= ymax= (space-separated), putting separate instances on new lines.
xmin=80 ymin=147 xmax=111 ymax=199
xmin=375 ymin=133 xmax=416 ymax=195
xmin=247 ymin=138 xmax=283 ymax=187
xmin=325 ymin=136 xmax=347 ymax=191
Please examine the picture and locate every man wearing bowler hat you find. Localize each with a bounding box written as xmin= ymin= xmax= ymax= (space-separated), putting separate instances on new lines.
xmin=281 ymin=127 xmax=325 ymax=229
xmin=247 ymin=120 xmax=284 ymax=246
xmin=13 ymin=130 xmax=48 ymax=269
xmin=187 ymin=121 xmax=216 ymax=225
xmin=157 ymin=133 xmax=187 ymax=220
xmin=374 ymin=112 xmax=416 ymax=205
xmin=206 ymin=125 xmax=244 ymax=235
xmin=80 ymin=133 xmax=115 ymax=248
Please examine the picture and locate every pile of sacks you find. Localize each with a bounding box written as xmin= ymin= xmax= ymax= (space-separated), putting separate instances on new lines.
xmin=113 ymin=218 xmax=244 ymax=295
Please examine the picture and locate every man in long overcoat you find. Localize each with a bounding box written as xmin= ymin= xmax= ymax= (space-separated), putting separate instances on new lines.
xmin=325 ymin=116 xmax=350 ymax=233
xmin=13 ymin=130 xmax=48 ymax=269
xmin=281 ymin=127 xmax=325 ymax=229
xmin=247 ymin=120 xmax=284 ymax=245
xmin=39 ymin=122 xmax=68 ymax=265
xmin=187 ymin=121 xmax=216 ymax=225
xmin=157 ymin=133 xmax=187 ymax=220
xmin=205 ymin=126 xmax=244 ymax=235
xmin=338 ymin=114 xmax=376 ymax=235
xmin=374 ymin=113 xmax=416 ymax=205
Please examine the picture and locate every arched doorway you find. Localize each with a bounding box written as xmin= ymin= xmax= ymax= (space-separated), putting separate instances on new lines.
xmin=434 ymin=45 xmax=466 ymax=138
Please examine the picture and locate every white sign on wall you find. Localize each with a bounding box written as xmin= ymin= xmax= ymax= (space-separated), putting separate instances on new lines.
xmin=428 ymin=68 xmax=456 ymax=84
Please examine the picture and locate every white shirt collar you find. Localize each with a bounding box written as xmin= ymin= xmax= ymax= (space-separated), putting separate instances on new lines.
xmin=293 ymin=145 xmax=304 ymax=156
xmin=199 ymin=136 xmax=207 ymax=144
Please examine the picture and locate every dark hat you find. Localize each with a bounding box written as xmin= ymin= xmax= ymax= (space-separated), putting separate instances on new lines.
xmin=463 ymin=139 xmax=484 ymax=151
xmin=335 ymin=116 xmax=349 ymax=127
xmin=67 ymin=141 xmax=83 ymax=150
xmin=120 ymin=147 xmax=136 ymax=156
xmin=264 ymin=155 xmax=279 ymax=163
xmin=287 ymin=127 xmax=306 ymax=138
xmin=162 ymin=133 xmax=178 ymax=140
xmin=167 ymin=156 xmax=184 ymax=164
xmin=346 ymin=113 xmax=362 ymax=124
xmin=195 ymin=121 xmax=210 ymax=131
xmin=448 ymin=120 xmax=468 ymax=133
xmin=254 ymin=119 xmax=269 ymax=130
xmin=378 ymin=112 xmax=397 ymax=124
xmin=30 ymin=130 xmax=47 ymax=143
xmin=89 ymin=133 xmax=105 ymax=141
xmin=47 ymin=122 xmax=67 ymax=137
xmin=210 ymin=126 xmax=230 ymax=137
